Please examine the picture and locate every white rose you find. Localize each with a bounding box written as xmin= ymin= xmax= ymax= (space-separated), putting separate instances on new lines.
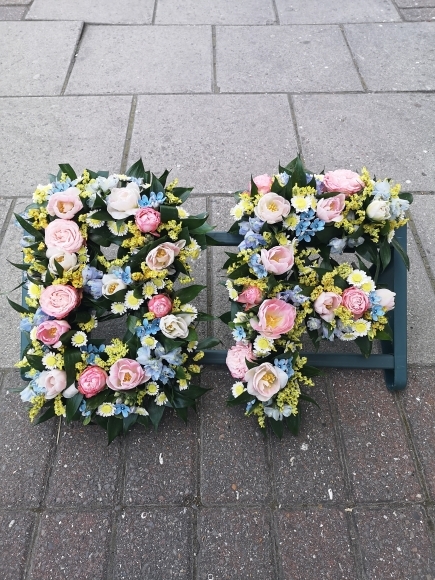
xmin=46 ymin=248 xmax=78 ymax=276
xmin=254 ymin=192 xmax=290 ymax=224
xmin=366 ymin=200 xmax=390 ymax=221
xmin=375 ymin=288 xmax=395 ymax=311
xmin=102 ymin=274 xmax=127 ymax=297
xmin=106 ymin=182 xmax=140 ymax=219
xmin=159 ymin=314 xmax=191 ymax=338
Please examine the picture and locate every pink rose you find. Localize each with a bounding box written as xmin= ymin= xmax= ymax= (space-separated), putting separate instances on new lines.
xmin=251 ymin=174 xmax=273 ymax=195
xmin=148 ymin=294 xmax=172 ymax=317
xmin=226 ymin=342 xmax=256 ymax=379
xmin=316 ymin=194 xmax=346 ymax=223
xmin=236 ymin=286 xmax=263 ymax=310
xmin=37 ymin=369 xmax=67 ymax=399
xmin=78 ymin=366 xmax=108 ymax=398
xmin=260 ymin=245 xmax=294 ymax=275
xmin=106 ymin=358 xmax=148 ymax=391
xmin=39 ymin=285 xmax=80 ymax=319
xmin=250 ymin=298 xmax=296 ymax=339
xmin=47 ymin=187 xmax=83 ymax=220
xmin=36 ymin=319 xmax=71 ymax=347
xmin=342 ymin=287 xmax=369 ymax=319
xmin=245 ymin=362 xmax=288 ymax=402
xmin=322 ymin=170 xmax=364 ymax=197
xmin=145 ymin=240 xmax=186 ymax=271
xmin=45 ymin=219 xmax=84 ymax=253
xmin=314 ymin=292 xmax=342 ymax=322
xmin=135 ymin=207 xmax=161 ymax=234
xmin=254 ymin=192 xmax=291 ymax=224
xmin=106 ymin=182 xmax=140 ymax=219
xmin=375 ymin=288 xmax=395 ymax=311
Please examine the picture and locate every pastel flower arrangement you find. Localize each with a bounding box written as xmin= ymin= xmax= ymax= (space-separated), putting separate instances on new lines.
xmin=11 ymin=159 xmax=217 ymax=442
xmin=223 ymin=156 xmax=411 ymax=436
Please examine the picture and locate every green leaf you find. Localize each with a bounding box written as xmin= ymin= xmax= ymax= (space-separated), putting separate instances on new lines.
xmin=66 ymin=393 xmax=83 ymax=422
xmin=74 ymin=311 xmax=92 ymax=324
xmin=219 ymin=311 xmax=232 ymax=325
xmin=196 ymin=312 xmax=215 ymax=322
xmin=26 ymin=354 xmax=44 ymax=371
xmin=290 ymin=155 xmax=307 ymax=187
xmin=175 ymin=406 xmax=188 ymax=423
xmin=7 ymin=297 xmax=29 ymax=314
xmin=7 ymin=260 xmax=32 ymax=272
xmin=158 ymin=169 xmax=170 ymax=186
xmin=399 ymin=192 xmax=413 ymax=203
xmin=391 ymin=236 xmax=410 ymax=270
xmin=314 ymin=225 xmax=336 ymax=245
xmin=126 ymin=158 xmax=146 ymax=179
xmin=187 ymin=327 xmax=198 ymax=343
xmin=354 ymin=335 xmax=372 ymax=358
xmin=196 ymin=337 xmax=221 ymax=350
xmin=174 ymin=188 xmax=193 ymax=203
xmin=299 ymin=392 xmax=320 ymax=409
xmin=174 ymin=284 xmax=206 ymax=304
xmin=127 ymin=315 xmax=140 ymax=334
xmin=64 ymin=347 xmax=83 ymax=389
xmin=302 ymin=365 xmax=322 ymax=378
xmin=375 ymin=323 xmax=393 ymax=341
xmin=14 ymin=213 xmax=43 ymax=240
xmin=107 ymin=416 xmax=123 ymax=444
xmin=227 ymin=391 xmax=254 ymax=407
xmin=34 ymin=404 xmax=56 ymax=425
xmin=228 ymin=263 xmax=250 ymax=280
xmin=136 ymin=414 xmax=151 ymax=428
xmin=87 ymin=209 xmax=112 ymax=221
xmin=285 ymin=412 xmax=301 ymax=436
xmin=147 ymin=400 xmax=165 ymax=430
xmin=269 ymin=418 xmax=284 ymax=439
xmin=159 ymin=204 xmax=179 ymax=223
xmin=58 ymin=163 xmax=77 ymax=180
xmin=123 ymin=414 xmax=137 ymax=434
xmin=380 ymin=238 xmax=391 ymax=271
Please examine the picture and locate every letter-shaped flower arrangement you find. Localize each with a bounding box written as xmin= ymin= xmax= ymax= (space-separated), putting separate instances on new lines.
xmin=11 ymin=159 xmax=218 ymax=443
xmin=223 ymin=156 xmax=412 ymax=437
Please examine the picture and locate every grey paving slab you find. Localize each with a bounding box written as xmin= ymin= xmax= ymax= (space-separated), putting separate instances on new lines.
xmin=26 ymin=0 xmax=154 ymax=24
xmin=0 ymin=197 xmax=12 ymax=232
xmin=277 ymin=509 xmax=356 ymax=579
xmin=67 ymin=25 xmax=211 ymax=95
xmin=114 ymin=508 xmax=193 ymax=580
xmin=216 ymin=25 xmax=362 ymax=93
xmin=29 ymin=511 xmax=111 ymax=580
xmin=0 ymin=0 xmax=30 ymax=4
xmin=294 ymin=93 xmax=435 ymax=191
xmin=0 ymin=511 xmax=35 ymax=580
xmin=354 ymin=506 xmax=435 ymax=579
xmin=200 ymin=366 xmax=271 ymax=505
xmin=156 ymin=0 xmax=275 ymax=24
xmin=396 ymin=0 xmax=435 ymax=7
xmin=331 ymin=369 xmax=422 ymax=502
xmin=401 ymin=7 xmax=435 ymax=19
xmin=130 ymin=94 xmax=298 ymax=194
xmin=198 ymin=509 xmax=275 ymax=579
xmin=344 ymin=23 xmax=435 ymax=91
xmin=0 ymin=96 xmax=131 ymax=196
xmin=275 ymin=0 xmax=400 ymax=24
xmin=0 ymin=6 xmax=25 ymax=19
xmin=0 ymin=370 xmax=56 ymax=507
xmin=410 ymin=194 xmax=435 ymax=277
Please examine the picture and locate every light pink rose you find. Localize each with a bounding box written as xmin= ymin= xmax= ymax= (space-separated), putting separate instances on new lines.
xmin=250 ymin=298 xmax=296 ymax=339
xmin=106 ymin=182 xmax=141 ymax=219
xmin=135 ymin=207 xmax=161 ymax=234
xmin=78 ymin=366 xmax=108 ymax=398
xmin=260 ymin=245 xmax=294 ymax=275
xmin=251 ymin=174 xmax=273 ymax=195
xmin=47 ymin=187 xmax=83 ymax=220
xmin=254 ymin=192 xmax=291 ymax=224
xmin=37 ymin=369 xmax=67 ymax=399
xmin=39 ymin=285 xmax=80 ymax=319
xmin=245 ymin=362 xmax=288 ymax=402
xmin=375 ymin=288 xmax=395 ymax=311
xmin=106 ymin=358 xmax=148 ymax=391
xmin=226 ymin=342 xmax=256 ymax=379
xmin=316 ymin=194 xmax=346 ymax=223
xmin=342 ymin=287 xmax=369 ymax=319
xmin=314 ymin=292 xmax=342 ymax=322
xmin=145 ymin=240 xmax=186 ymax=271
xmin=236 ymin=286 xmax=263 ymax=310
xmin=36 ymin=320 xmax=71 ymax=347
xmin=148 ymin=294 xmax=172 ymax=317
xmin=322 ymin=170 xmax=364 ymax=197
xmin=45 ymin=219 xmax=84 ymax=253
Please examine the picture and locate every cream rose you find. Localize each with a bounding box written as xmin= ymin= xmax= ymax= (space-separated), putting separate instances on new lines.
xmin=245 ymin=362 xmax=288 ymax=402
xmin=46 ymin=249 xmax=78 ymax=276
xmin=254 ymin=192 xmax=291 ymax=224
xmin=159 ymin=314 xmax=192 ymax=338
xmin=366 ymin=200 xmax=391 ymax=221
xmin=106 ymin=182 xmax=141 ymax=219
xmin=145 ymin=240 xmax=186 ymax=271
xmin=375 ymin=288 xmax=395 ymax=311
xmin=101 ymin=274 xmax=127 ymax=297
xmin=47 ymin=187 xmax=83 ymax=219
xmin=37 ymin=369 xmax=67 ymax=399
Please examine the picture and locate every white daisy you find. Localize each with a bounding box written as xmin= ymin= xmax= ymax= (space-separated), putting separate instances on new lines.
xmin=347 ymin=269 xmax=370 ymax=287
xmin=71 ymin=331 xmax=88 ymax=347
xmin=97 ymin=402 xmax=116 ymax=417
xmin=155 ymin=393 xmax=168 ymax=406
xmin=125 ymin=291 xmax=143 ymax=310
xmin=142 ymin=282 xmax=157 ymax=299
xmin=232 ymin=382 xmax=246 ymax=398
xmin=107 ymin=221 xmax=128 ymax=236
xmin=42 ymin=352 xmax=58 ymax=370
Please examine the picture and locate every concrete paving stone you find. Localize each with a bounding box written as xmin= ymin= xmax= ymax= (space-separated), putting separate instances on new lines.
xmin=410 ymin=194 xmax=435 ymax=276
xmin=0 ymin=22 xmax=82 ymax=96
xmin=130 ymin=94 xmax=298 ymax=194
xmin=200 ymin=366 xmax=271 ymax=504
xmin=66 ymin=25 xmax=211 ymax=95
xmin=0 ymin=197 xmax=12 ymax=232
xmin=156 ymin=0 xmax=275 ymax=24
xmin=0 ymin=370 xmax=56 ymax=507
xmin=198 ymin=508 xmax=275 ymax=579
xmin=275 ymin=0 xmax=400 ymax=24
xmin=271 ymin=378 xmax=346 ymax=504
xmin=26 ymin=0 xmax=154 ymax=24
xmin=399 ymin=366 xmax=435 ymax=497
xmin=46 ymin=422 xmax=122 ymax=507
xmin=401 ymin=7 xmax=435 ymax=19
xmin=124 ymin=411 xmax=198 ymax=505
xmin=113 ymin=508 xmax=193 ymax=579
xmin=0 ymin=6 xmax=26 ymax=19
xmin=354 ymin=506 xmax=435 ymax=579
xmin=331 ymin=369 xmax=422 ymax=501
xmin=277 ymin=508 xmax=356 ymax=579
xmin=29 ymin=511 xmax=111 ymax=580
xmin=0 ymin=0 xmax=30 ymax=4
xmin=0 ymin=96 xmax=131 ymax=196
xmin=216 ymin=25 xmax=362 ymax=93
xmin=396 ymin=0 xmax=435 ymax=6
xmin=0 ymin=511 xmax=35 ymax=580
xmin=344 ymin=23 xmax=435 ymax=91
xmin=294 ymin=93 xmax=435 ymax=192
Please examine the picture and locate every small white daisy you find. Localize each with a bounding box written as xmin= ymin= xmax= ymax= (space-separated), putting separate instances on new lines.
xmin=253 ymin=335 xmax=274 ymax=356
xmin=291 ymin=195 xmax=314 ymax=213
xmin=347 ymin=269 xmax=370 ymax=287
xmin=125 ymin=291 xmax=143 ymax=310
xmin=71 ymin=331 xmax=88 ymax=347
xmin=142 ymin=282 xmax=158 ymax=299
xmin=146 ymin=382 xmax=159 ymax=395
xmin=232 ymin=382 xmax=246 ymax=398
xmin=107 ymin=221 xmax=128 ymax=236
xmin=155 ymin=393 xmax=168 ymax=406
xmin=111 ymin=302 xmax=127 ymax=315
xmin=141 ymin=336 xmax=157 ymax=349
xmin=42 ymin=352 xmax=58 ymax=370
xmin=133 ymin=406 xmax=149 ymax=416
xmin=85 ymin=210 xmax=104 ymax=228
xmin=351 ymin=319 xmax=371 ymax=337
xmin=97 ymin=402 xmax=116 ymax=417
xmin=177 ymin=207 xmax=189 ymax=218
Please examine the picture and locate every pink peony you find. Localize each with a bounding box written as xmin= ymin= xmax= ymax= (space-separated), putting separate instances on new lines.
xmin=148 ymin=294 xmax=172 ymax=317
xmin=226 ymin=342 xmax=256 ymax=379
xmin=36 ymin=319 xmax=71 ymax=347
xmin=45 ymin=219 xmax=84 ymax=253
xmin=254 ymin=192 xmax=291 ymax=224
xmin=251 ymin=174 xmax=273 ymax=195
xmin=314 ymin=292 xmax=342 ymax=322
xmin=145 ymin=240 xmax=186 ymax=271
xmin=316 ymin=194 xmax=346 ymax=223
xmin=375 ymin=288 xmax=395 ymax=311
xmin=342 ymin=287 xmax=369 ymax=319
xmin=78 ymin=366 xmax=108 ymax=398
xmin=39 ymin=285 xmax=80 ymax=319
xmin=106 ymin=358 xmax=148 ymax=391
xmin=135 ymin=207 xmax=161 ymax=234
xmin=236 ymin=286 xmax=263 ymax=310
xmin=250 ymin=299 xmax=296 ymax=339
xmin=37 ymin=369 xmax=67 ymax=399
xmin=245 ymin=362 xmax=288 ymax=402
xmin=322 ymin=170 xmax=364 ymax=197
xmin=260 ymin=245 xmax=294 ymax=275
xmin=47 ymin=187 xmax=83 ymax=220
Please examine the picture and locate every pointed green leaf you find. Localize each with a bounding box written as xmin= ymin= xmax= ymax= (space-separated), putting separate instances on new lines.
xmin=107 ymin=416 xmax=123 ymax=444
xmin=34 ymin=404 xmax=56 ymax=425
xmin=58 ymin=163 xmax=77 ymax=180
xmin=64 ymin=347 xmax=82 ymax=388
xmin=269 ymin=417 xmax=284 ymax=439
xmin=196 ymin=337 xmax=221 ymax=350
xmin=7 ymin=297 xmax=29 ymax=315
xmin=147 ymin=400 xmax=165 ymax=430
xmin=66 ymin=393 xmax=83 ymax=422
xmin=380 ymin=238 xmax=391 ymax=271
xmin=126 ymin=158 xmax=146 ymax=179
xmin=14 ymin=213 xmax=43 ymax=240
xmin=391 ymin=236 xmax=410 ymax=270
xmin=174 ymin=284 xmax=206 ymax=304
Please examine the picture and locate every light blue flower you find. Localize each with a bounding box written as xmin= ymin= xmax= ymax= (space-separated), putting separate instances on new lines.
xmin=20 ymin=317 xmax=33 ymax=332
xmin=232 ymin=326 xmax=246 ymax=341
xmin=248 ymin=254 xmax=267 ymax=278
xmin=33 ymin=308 xmax=53 ymax=326
xmin=322 ymin=323 xmax=335 ymax=341
xmin=279 ymin=172 xmax=290 ymax=185
xmin=246 ymin=399 xmax=256 ymax=412
xmin=372 ymin=181 xmax=391 ymax=200
xmin=328 ymin=237 xmax=347 ymax=254
xmin=239 ymin=217 xmax=264 ymax=235
xmin=20 ymin=385 xmax=35 ymax=402
xmin=51 ymin=179 xmax=74 ymax=193
xmin=115 ymin=403 xmax=131 ymax=418
xmin=369 ymin=291 xmax=381 ymax=306
xmin=138 ymin=191 xmax=166 ymax=209
xmin=109 ymin=265 xmax=132 ymax=284
xmin=238 ymin=231 xmax=267 ymax=251
xmin=276 ymin=286 xmax=309 ymax=305
xmin=389 ymin=198 xmax=409 ymax=220
xmin=79 ymin=400 xmax=91 ymax=417
xmin=85 ymin=279 xmax=103 ymax=299
xmin=347 ymin=236 xmax=364 ymax=248
xmin=371 ymin=304 xmax=385 ymax=321
xmin=154 ymin=344 xmax=183 ymax=366
xmin=82 ymin=266 xmax=103 ymax=284
xmin=136 ymin=318 xmax=161 ymax=338
xmin=307 ymin=317 xmax=321 ymax=331
xmin=274 ymin=357 xmax=294 ymax=378
xmin=159 ymin=365 xmax=175 ymax=384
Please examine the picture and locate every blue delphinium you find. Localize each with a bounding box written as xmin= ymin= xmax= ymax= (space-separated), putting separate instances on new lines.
xmin=295 ymin=209 xmax=325 ymax=242
xmin=248 ymin=254 xmax=267 ymax=278
xmin=274 ymin=357 xmax=294 ymax=378
xmin=115 ymin=403 xmax=131 ymax=418
xmin=139 ymin=191 xmax=166 ymax=209
xmin=136 ymin=318 xmax=161 ymax=338
xmin=276 ymin=285 xmax=309 ymax=305
xmin=328 ymin=237 xmax=347 ymax=254
xmin=238 ymin=231 xmax=267 ymax=251
xmin=232 ymin=326 xmax=247 ymax=341
xmin=239 ymin=217 xmax=264 ymax=236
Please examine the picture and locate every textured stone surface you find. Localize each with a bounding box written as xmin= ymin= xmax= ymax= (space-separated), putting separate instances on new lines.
xmin=156 ymin=0 xmax=276 ymax=24
xmin=396 ymin=0 xmax=435 ymax=7
xmin=345 ymin=23 xmax=435 ymax=91
xmin=27 ymin=0 xmax=154 ymax=24
xmin=0 ymin=197 xmax=12 ymax=232
xmin=0 ymin=512 xmax=34 ymax=580
xmin=216 ymin=25 xmax=362 ymax=93
xmin=114 ymin=508 xmax=193 ymax=579
xmin=67 ymin=26 xmax=212 ymax=95
xmin=0 ymin=0 xmax=31 ymax=4
xmin=410 ymin=193 xmax=435 ymax=277
xmin=400 ymin=7 xmax=435 ymax=20
xmin=0 ymin=6 xmax=25 ymax=19
xmin=275 ymin=0 xmax=400 ymax=24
